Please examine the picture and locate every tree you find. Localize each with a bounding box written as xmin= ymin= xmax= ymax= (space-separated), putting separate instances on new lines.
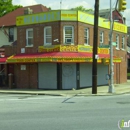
xmin=71 ymin=5 xmax=92 ymax=12
xmin=48 ymin=7 xmax=51 ymax=11
xmin=0 ymin=0 xmax=22 ymax=17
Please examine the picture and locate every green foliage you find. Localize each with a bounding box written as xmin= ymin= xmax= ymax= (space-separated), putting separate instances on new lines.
xmin=127 ymin=73 xmax=130 ymax=76
xmin=48 ymin=7 xmax=51 ymax=11
xmin=71 ymin=5 xmax=92 ymax=12
xmin=0 ymin=0 xmax=22 ymax=17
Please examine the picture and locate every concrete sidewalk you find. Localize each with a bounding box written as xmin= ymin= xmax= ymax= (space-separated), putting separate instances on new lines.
xmin=0 ymin=80 xmax=130 ymax=96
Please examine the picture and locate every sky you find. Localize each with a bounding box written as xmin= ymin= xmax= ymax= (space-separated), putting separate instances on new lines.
xmin=12 ymin=0 xmax=130 ymax=26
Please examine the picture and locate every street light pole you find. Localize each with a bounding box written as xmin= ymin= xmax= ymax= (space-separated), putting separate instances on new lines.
xmin=108 ymin=0 xmax=115 ymax=93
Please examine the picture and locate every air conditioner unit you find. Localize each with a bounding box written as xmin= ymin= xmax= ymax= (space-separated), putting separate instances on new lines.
xmin=65 ymin=38 xmax=72 ymax=44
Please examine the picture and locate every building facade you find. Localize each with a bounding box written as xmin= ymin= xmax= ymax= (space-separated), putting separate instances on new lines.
xmin=3 ymin=10 xmax=127 ymax=89
xmin=99 ymin=9 xmax=125 ymax=24
xmin=0 ymin=4 xmax=50 ymax=87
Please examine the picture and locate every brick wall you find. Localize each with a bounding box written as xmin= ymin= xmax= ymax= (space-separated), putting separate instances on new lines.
xmin=14 ymin=64 xmax=38 ymax=89
xmin=13 ymin=21 xmax=127 ymax=88
xmin=17 ymin=22 xmax=61 ymax=54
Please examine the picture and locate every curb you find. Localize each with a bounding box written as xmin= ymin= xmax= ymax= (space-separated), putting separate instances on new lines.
xmin=0 ymin=91 xmax=130 ymax=96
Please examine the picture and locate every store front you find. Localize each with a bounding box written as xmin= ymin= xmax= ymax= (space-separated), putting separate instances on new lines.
xmin=6 ymin=45 xmax=121 ymax=89
xmin=38 ymin=63 xmax=57 ymax=89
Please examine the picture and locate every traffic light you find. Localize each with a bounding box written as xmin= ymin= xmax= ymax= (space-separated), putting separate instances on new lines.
xmin=118 ymin=0 xmax=127 ymax=11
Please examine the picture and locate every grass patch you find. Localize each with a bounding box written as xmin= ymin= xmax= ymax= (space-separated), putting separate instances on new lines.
xmin=127 ymin=73 xmax=130 ymax=76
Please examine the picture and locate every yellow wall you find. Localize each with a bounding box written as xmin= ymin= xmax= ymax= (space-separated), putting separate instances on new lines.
xmin=16 ymin=10 xmax=127 ymax=33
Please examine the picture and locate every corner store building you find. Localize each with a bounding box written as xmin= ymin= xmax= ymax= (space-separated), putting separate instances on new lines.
xmin=5 ymin=10 xmax=127 ymax=89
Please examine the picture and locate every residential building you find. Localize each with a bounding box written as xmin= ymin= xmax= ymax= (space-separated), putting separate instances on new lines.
xmin=99 ymin=9 xmax=125 ymax=24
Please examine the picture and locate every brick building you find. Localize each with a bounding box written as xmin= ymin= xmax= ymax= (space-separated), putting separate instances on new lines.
xmin=3 ymin=10 xmax=127 ymax=89
xmin=0 ymin=4 xmax=50 ymax=87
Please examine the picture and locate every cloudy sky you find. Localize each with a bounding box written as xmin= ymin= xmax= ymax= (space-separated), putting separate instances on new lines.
xmin=12 ymin=0 xmax=130 ymax=26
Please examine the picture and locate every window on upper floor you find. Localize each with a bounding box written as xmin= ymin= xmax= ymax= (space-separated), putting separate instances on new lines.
xmin=44 ymin=26 xmax=52 ymax=46
xmin=63 ymin=26 xmax=74 ymax=45
xmin=9 ymin=27 xmax=14 ymax=42
xmin=84 ymin=28 xmax=89 ymax=45
xmin=121 ymin=36 xmax=125 ymax=50
xmin=26 ymin=28 xmax=33 ymax=47
xmin=100 ymin=31 xmax=104 ymax=45
xmin=116 ymin=34 xmax=119 ymax=49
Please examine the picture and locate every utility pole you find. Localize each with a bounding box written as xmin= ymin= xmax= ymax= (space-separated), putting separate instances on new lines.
xmin=108 ymin=0 xmax=115 ymax=93
xmin=92 ymin=0 xmax=99 ymax=94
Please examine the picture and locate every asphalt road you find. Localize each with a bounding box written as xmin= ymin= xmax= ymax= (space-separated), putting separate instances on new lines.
xmin=0 ymin=94 xmax=130 ymax=130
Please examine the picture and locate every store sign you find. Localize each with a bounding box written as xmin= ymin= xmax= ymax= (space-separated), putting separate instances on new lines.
xmin=61 ymin=11 xmax=77 ymax=21
xmin=78 ymin=12 xmax=127 ymax=33
xmin=99 ymin=44 xmax=110 ymax=48
xmin=102 ymin=58 xmax=121 ymax=64
xmin=113 ymin=58 xmax=122 ymax=63
xmin=38 ymin=45 xmax=109 ymax=54
xmin=51 ymin=58 xmax=94 ymax=62
xmin=78 ymin=45 xmax=93 ymax=52
xmin=98 ymin=48 xmax=109 ymax=54
xmin=16 ymin=11 xmax=61 ymax=26
xmin=7 ymin=58 xmax=50 ymax=63
xmin=113 ymin=23 xmax=126 ymax=33
xmin=7 ymin=57 xmax=102 ymax=63
xmin=7 ymin=58 xmax=37 ymax=63
xmin=60 ymin=45 xmax=78 ymax=52
xmin=16 ymin=10 xmax=127 ymax=33
xmin=38 ymin=45 xmax=60 ymax=52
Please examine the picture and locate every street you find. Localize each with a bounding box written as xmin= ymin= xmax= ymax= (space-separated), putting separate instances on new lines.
xmin=0 ymin=94 xmax=130 ymax=130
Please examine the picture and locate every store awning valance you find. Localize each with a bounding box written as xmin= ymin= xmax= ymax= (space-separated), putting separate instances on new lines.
xmin=6 ymin=52 xmax=120 ymax=63
xmin=0 ymin=57 xmax=8 ymax=64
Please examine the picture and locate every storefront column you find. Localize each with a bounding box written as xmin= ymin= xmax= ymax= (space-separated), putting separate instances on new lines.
xmin=76 ymin=63 xmax=80 ymax=89
xmin=57 ymin=63 xmax=62 ymax=90
xmin=8 ymin=73 xmax=13 ymax=88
